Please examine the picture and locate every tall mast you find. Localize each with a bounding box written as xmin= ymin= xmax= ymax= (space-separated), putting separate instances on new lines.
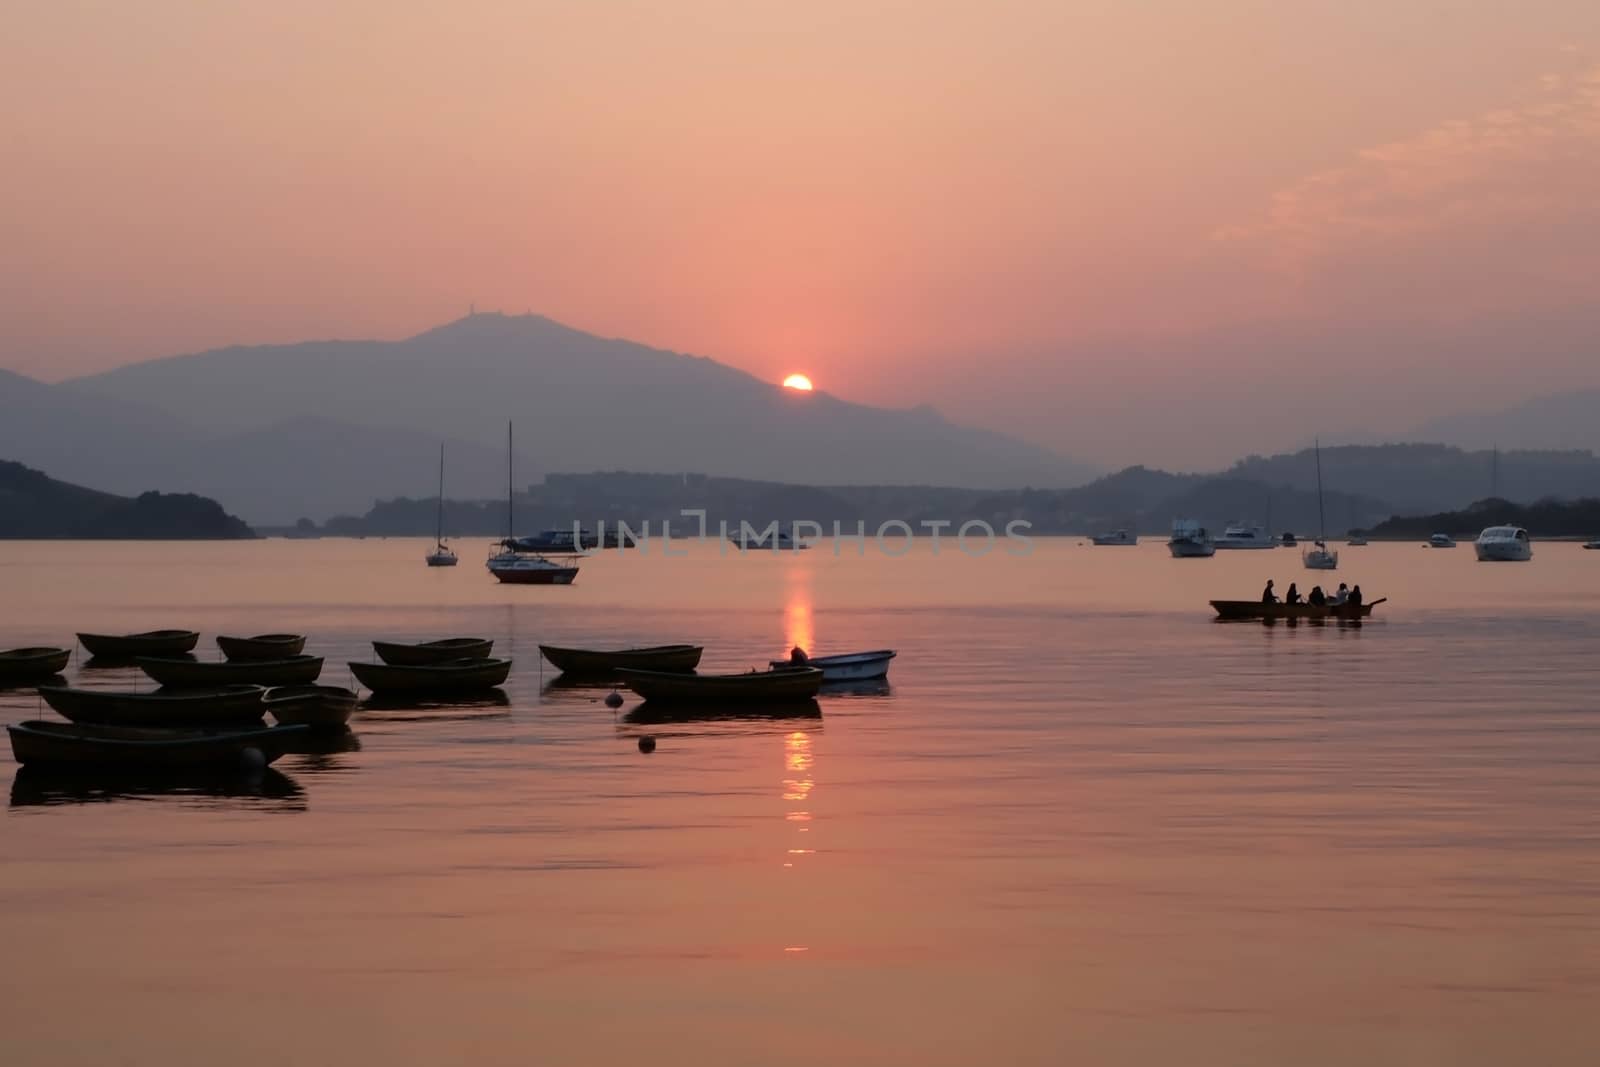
xmin=436 ymin=443 xmax=445 ymax=545
xmin=506 ymin=421 xmax=514 ymax=540
xmin=1315 ymin=438 xmax=1327 ymax=544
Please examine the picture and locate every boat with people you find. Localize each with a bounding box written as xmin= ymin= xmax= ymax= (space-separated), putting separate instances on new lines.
xmin=349 ymin=657 xmax=512 ymax=694
xmin=263 ymin=685 xmax=359 ymax=729
xmin=618 ymin=666 xmax=825 ymax=703
xmin=6 ymin=720 xmax=309 ymax=769
xmin=1090 ymin=530 xmax=1137 ymax=546
xmin=728 ymin=528 xmax=811 ymax=550
xmin=373 ymin=637 xmax=494 ymax=666
xmin=216 ymin=633 xmax=307 ymax=661
xmin=485 ymin=422 xmax=581 ymax=584
xmin=1474 ymin=525 xmax=1532 ymax=561
xmin=1168 ymin=519 xmax=1216 ymax=558
xmin=768 ymin=649 xmax=896 ymax=682
xmin=1210 ymin=598 xmax=1385 ymax=621
xmin=0 ymin=646 xmax=71 ymax=684
xmin=39 ymin=684 xmax=267 ymax=726
xmin=540 ymin=644 xmax=704 ymax=675
xmin=426 ymin=443 xmax=458 ymax=567
xmin=137 ymin=654 xmax=324 ymax=688
xmin=1214 ymin=523 xmax=1275 ymax=550
xmin=1428 ymin=533 xmax=1457 ymax=548
xmin=77 ymin=630 xmax=200 ymax=658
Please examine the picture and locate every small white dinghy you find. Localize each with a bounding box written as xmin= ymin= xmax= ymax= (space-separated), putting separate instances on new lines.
xmin=770 ymin=649 xmax=896 ymax=682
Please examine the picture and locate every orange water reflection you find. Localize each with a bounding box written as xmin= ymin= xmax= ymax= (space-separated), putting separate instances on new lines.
xmin=784 ymin=563 xmax=813 ymax=656
xmin=782 ymin=730 xmax=815 ymax=878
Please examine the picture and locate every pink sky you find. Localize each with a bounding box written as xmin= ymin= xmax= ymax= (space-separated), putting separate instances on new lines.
xmin=4 ymin=2 xmax=1599 ymax=467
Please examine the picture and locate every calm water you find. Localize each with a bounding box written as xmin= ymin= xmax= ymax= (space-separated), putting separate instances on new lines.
xmin=2 ymin=538 xmax=1598 ymax=1065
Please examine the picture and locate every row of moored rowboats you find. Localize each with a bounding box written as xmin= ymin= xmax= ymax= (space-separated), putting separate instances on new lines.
xmin=2 ymin=630 xmax=896 ymax=771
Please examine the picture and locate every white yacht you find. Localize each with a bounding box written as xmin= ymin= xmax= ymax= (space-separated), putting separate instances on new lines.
xmin=1474 ymin=526 xmax=1532 ymax=562
xmin=1168 ymin=519 xmax=1215 ymax=558
xmin=1090 ymin=529 xmax=1137 ymax=546
xmin=1428 ymin=533 xmax=1457 ymax=548
xmin=1213 ymin=522 xmax=1274 ymax=550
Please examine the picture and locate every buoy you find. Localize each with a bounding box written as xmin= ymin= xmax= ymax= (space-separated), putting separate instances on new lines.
xmin=604 ymin=690 xmax=624 ymax=709
xmin=638 ymin=736 xmax=656 ymax=754
xmin=239 ymin=747 xmax=267 ymax=774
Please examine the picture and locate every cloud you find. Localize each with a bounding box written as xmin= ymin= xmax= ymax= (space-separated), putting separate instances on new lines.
xmin=1219 ymin=62 xmax=1600 ymax=311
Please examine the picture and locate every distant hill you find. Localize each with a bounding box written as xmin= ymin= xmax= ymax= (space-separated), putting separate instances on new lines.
xmin=1410 ymin=390 xmax=1600 ymax=452
xmin=60 ymin=313 xmax=1091 ymax=513
xmin=1370 ymin=498 xmax=1600 ymax=540
xmin=0 ymin=460 xmax=254 ymax=539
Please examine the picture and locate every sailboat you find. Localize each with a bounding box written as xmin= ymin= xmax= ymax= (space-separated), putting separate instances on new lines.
xmin=1302 ymin=440 xmax=1338 ymax=571
xmin=485 ymin=422 xmax=580 ymax=585
xmin=425 ymin=444 xmax=458 ymax=567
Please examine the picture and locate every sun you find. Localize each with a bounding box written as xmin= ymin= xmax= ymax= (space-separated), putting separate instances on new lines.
xmin=782 ymin=373 xmax=814 ymax=392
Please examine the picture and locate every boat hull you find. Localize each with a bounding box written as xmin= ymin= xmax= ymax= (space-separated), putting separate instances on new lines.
xmin=1209 ymin=599 xmax=1383 ymax=621
xmin=77 ymin=630 xmax=200 ymax=658
xmin=216 ymin=634 xmax=307 ymax=661
xmin=39 ymin=684 xmax=267 ymax=726
xmin=1474 ymin=543 xmax=1532 ymax=562
xmin=263 ymin=685 xmax=358 ymax=728
xmin=540 ymin=644 xmax=704 ymax=674
xmin=137 ymin=655 xmax=324 ymax=688
xmin=618 ymin=667 xmax=824 ymax=704
xmin=487 ymin=560 xmax=579 ymax=584
xmin=349 ymin=657 xmax=512 ymax=694
xmin=373 ymin=638 xmax=493 ymax=666
xmin=1169 ymin=541 xmax=1216 ymax=558
xmin=767 ymin=650 xmax=896 ymax=682
xmin=0 ymin=647 xmax=71 ymax=683
xmin=7 ymin=721 xmax=307 ymax=769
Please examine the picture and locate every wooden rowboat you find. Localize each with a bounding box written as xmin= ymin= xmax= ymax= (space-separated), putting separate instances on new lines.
xmin=767 ymin=649 xmax=896 ymax=682
xmin=216 ymin=634 xmax=307 ymax=661
xmin=263 ymin=685 xmax=358 ymax=729
xmin=137 ymin=655 xmax=324 ymax=688
xmin=539 ymin=644 xmax=703 ymax=675
xmin=38 ymin=684 xmax=266 ymax=726
xmin=1209 ymin=598 xmax=1386 ymax=621
xmin=618 ymin=666 xmax=824 ymax=704
xmin=77 ymin=630 xmax=199 ymax=658
xmin=0 ymin=647 xmax=71 ymax=683
xmin=7 ymin=720 xmax=309 ymax=769
xmin=372 ymin=638 xmax=494 ymax=666
xmin=349 ymin=657 xmax=511 ymax=694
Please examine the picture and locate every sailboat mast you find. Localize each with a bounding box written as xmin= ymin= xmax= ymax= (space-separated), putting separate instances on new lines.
xmin=436 ymin=443 xmax=445 ymax=544
xmin=1315 ymin=439 xmax=1327 ymax=543
xmin=506 ymin=421 xmax=514 ymax=540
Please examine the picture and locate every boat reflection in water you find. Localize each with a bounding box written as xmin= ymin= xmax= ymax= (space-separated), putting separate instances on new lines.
xmin=357 ymin=689 xmax=512 ymax=722
xmin=624 ymin=698 xmax=822 ymax=726
xmin=10 ymin=765 xmax=305 ymax=811
xmin=817 ymin=677 xmax=892 ymax=698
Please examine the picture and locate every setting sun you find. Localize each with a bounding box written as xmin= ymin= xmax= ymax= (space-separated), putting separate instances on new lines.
xmin=782 ymin=374 xmax=814 ymax=392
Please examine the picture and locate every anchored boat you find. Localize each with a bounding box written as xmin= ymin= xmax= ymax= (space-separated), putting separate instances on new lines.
xmin=7 ymin=720 xmax=308 ymax=769
xmin=373 ymin=638 xmax=493 ymax=665
xmin=137 ymin=655 xmax=324 ymax=688
xmin=0 ymin=647 xmax=71 ymax=683
xmin=349 ymin=657 xmax=512 ymax=694
xmin=39 ymin=684 xmax=267 ymax=726
xmin=539 ymin=644 xmax=704 ymax=674
xmin=77 ymin=630 xmax=200 ymax=658
xmin=618 ymin=666 xmax=824 ymax=703
xmin=216 ymin=634 xmax=307 ymax=661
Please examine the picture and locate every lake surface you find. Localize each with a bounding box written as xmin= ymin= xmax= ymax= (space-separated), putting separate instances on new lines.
xmin=2 ymin=538 xmax=1598 ymax=1065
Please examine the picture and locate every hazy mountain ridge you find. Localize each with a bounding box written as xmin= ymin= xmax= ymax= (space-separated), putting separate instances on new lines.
xmin=62 ymin=313 xmax=1091 ymax=515
xmin=1408 ymin=389 xmax=1600 ymax=452
xmin=0 ymin=460 xmax=253 ymax=539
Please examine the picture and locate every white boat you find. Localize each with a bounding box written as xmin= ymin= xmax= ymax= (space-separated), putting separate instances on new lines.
xmin=1428 ymin=533 xmax=1457 ymax=548
xmin=1301 ymin=440 xmax=1338 ymax=571
xmin=1168 ymin=519 xmax=1215 ymax=558
xmin=1474 ymin=525 xmax=1532 ymax=562
xmin=769 ymin=649 xmax=896 ymax=682
xmin=1214 ymin=523 xmax=1275 ymax=550
xmin=425 ymin=443 xmax=458 ymax=567
xmin=1090 ymin=530 xmax=1136 ymax=546
xmin=1346 ymin=536 xmax=1369 ymax=546
xmin=485 ymin=422 xmax=580 ymax=585
xmin=728 ymin=529 xmax=810 ymax=550
xmin=1584 ymin=540 xmax=1600 ymax=551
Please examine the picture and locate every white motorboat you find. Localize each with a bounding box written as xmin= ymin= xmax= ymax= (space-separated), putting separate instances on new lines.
xmin=1346 ymin=536 xmax=1369 ymax=546
xmin=1214 ymin=523 xmax=1275 ymax=550
xmin=1474 ymin=526 xmax=1532 ymax=562
xmin=1090 ymin=530 xmax=1137 ymax=546
xmin=1584 ymin=540 xmax=1600 ymax=551
xmin=1168 ymin=519 xmax=1215 ymax=558
xmin=769 ymin=649 xmax=896 ymax=682
xmin=1428 ymin=533 xmax=1457 ymax=548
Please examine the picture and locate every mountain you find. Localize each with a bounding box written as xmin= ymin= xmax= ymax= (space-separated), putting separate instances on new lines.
xmin=67 ymin=312 xmax=1090 ymax=498
xmin=1408 ymin=389 xmax=1600 ymax=452
xmin=1370 ymin=498 xmax=1600 ymax=540
xmin=0 ymin=460 xmax=253 ymax=539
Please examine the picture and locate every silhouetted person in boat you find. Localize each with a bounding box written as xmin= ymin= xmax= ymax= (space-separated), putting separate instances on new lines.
xmin=1347 ymin=585 xmax=1364 ymax=610
xmin=1331 ymin=583 xmax=1349 ymax=605
xmin=788 ymin=646 xmax=809 ymax=665
xmin=1285 ymin=583 xmax=1302 ymax=605
xmin=1261 ymin=580 xmax=1278 ymax=604
xmin=1308 ymin=586 xmax=1327 ymax=607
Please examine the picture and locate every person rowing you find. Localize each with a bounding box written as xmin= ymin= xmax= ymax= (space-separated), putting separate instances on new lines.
xmin=1261 ymin=580 xmax=1278 ymax=604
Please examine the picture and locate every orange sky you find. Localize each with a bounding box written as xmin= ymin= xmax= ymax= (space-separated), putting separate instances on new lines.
xmin=4 ymin=2 xmax=1599 ymax=466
